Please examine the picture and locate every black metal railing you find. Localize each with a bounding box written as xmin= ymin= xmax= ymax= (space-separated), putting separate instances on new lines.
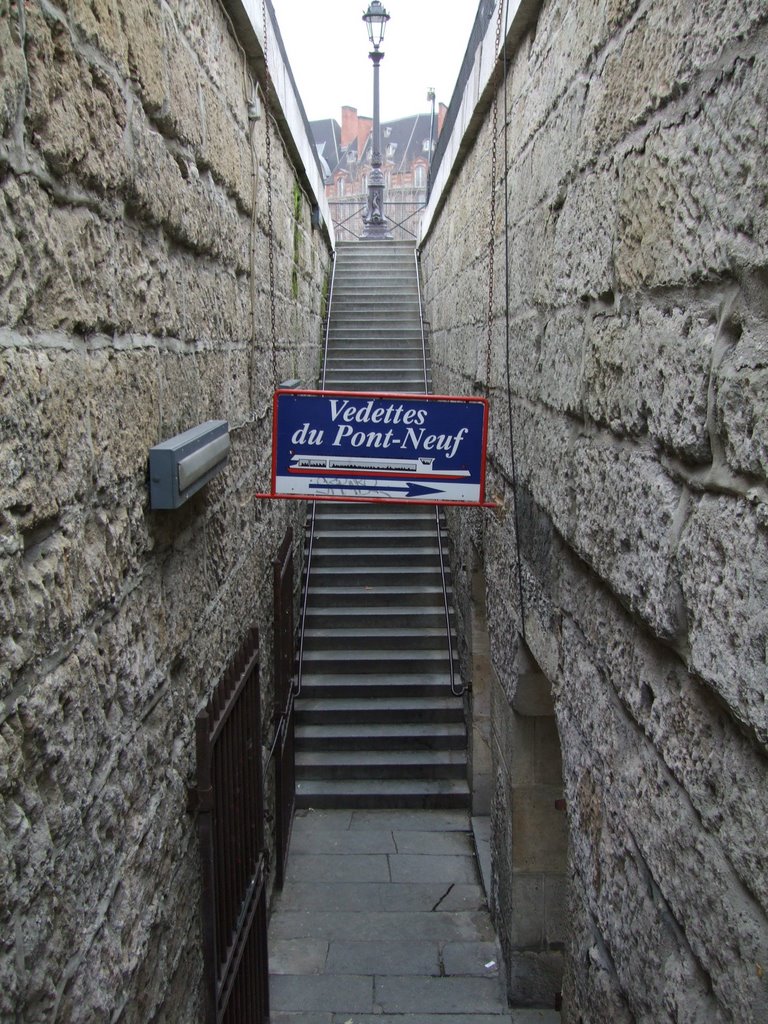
xmin=330 ymin=192 xmax=427 ymax=242
xmin=193 ymin=627 xmax=269 ymax=1024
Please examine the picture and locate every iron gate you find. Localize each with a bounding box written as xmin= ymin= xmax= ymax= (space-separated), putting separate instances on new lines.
xmin=272 ymin=527 xmax=296 ymax=889
xmin=193 ymin=627 xmax=269 ymax=1024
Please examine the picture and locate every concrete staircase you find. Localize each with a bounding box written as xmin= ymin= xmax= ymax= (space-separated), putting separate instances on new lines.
xmin=294 ymin=241 xmax=469 ymax=809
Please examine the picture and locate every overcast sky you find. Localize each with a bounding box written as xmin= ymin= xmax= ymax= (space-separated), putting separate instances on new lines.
xmin=270 ymin=0 xmax=481 ymax=124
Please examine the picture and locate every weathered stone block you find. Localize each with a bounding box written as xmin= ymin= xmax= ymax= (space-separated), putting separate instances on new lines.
xmin=1 ymin=178 xmax=118 ymax=332
xmin=161 ymin=18 xmax=204 ymax=149
xmin=678 ymin=494 xmax=768 ymax=748
xmin=559 ymin=634 xmax=768 ymax=1021
xmin=616 ymin=52 xmax=768 ymax=290
xmin=583 ymin=304 xmax=715 ymax=461
xmin=0 ymin=347 xmax=91 ymax=525
xmin=25 ymin=8 xmax=129 ymax=191
xmin=552 ymin=166 xmax=617 ymax=302
xmin=0 ymin=2 xmax=25 ymax=140
xmin=122 ymin=0 xmax=165 ymax=113
xmin=88 ymin=346 xmax=160 ymax=488
xmin=570 ymin=442 xmax=685 ymax=639
xmin=202 ymin=79 xmax=251 ymax=210
xmin=558 ymin=547 xmax=768 ymax=906
xmin=537 ymin=307 xmax=584 ymax=415
xmin=715 ymin=324 xmax=768 ymax=480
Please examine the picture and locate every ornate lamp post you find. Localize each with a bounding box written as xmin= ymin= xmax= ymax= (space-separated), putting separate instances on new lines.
xmin=362 ymin=1 xmax=391 ymax=239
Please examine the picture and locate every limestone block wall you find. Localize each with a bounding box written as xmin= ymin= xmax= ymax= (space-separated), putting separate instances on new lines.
xmin=420 ymin=0 xmax=768 ymax=1019
xmin=0 ymin=0 xmax=331 ymax=1019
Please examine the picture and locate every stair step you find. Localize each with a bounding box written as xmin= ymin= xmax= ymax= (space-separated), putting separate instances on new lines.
xmin=306 ymin=585 xmax=451 ymax=608
xmin=294 ymin=241 xmax=467 ymax=810
xmin=295 ymin=721 xmax=467 ymax=750
xmin=308 ymin=574 xmax=446 ymax=594
xmin=302 ymin=626 xmax=452 ymax=647
xmin=294 ymin=777 xmax=470 ymax=810
xmin=296 ymin=748 xmax=467 ymax=780
xmin=303 ymin=608 xmax=450 ymax=630
xmin=295 ymin=696 xmax=463 ymax=724
xmin=299 ymin=649 xmax=454 ymax=675
xmin=298 ymin=673 xmax=457 ymax=698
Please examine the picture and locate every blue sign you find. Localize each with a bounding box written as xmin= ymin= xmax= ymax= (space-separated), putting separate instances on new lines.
xmin=270 ymin=389 xmax=489 ymax=505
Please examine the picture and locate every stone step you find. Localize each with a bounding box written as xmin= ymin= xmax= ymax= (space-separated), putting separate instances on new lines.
xmin=303 ymin=608 xmax=449 ymax=630
xmin=294 ymin=720 xmax=467 ymax=751
xmin=294 ymin=777 xmax=470 ymax=809
xmin=310 ymin=549 xmax=444 ymax=570
xmin=306 ymin=584 xmax=450 ymax=609
xmin=308 ymin=565 xmax=445 ymax=585
xmin=301 ymin=626 xmax=452 ymax=649
xmin=299 ymin=650 xmax=454 ymax=676
xmin=295 ymin=748 xmax=467 ymax=780
xmin=295 ymin=696 xmax=463 ymax=725
xmin=309 ymin=534 xmax=445 ymax=552
xmin=298 ymin=672 xmax=455 ymax=698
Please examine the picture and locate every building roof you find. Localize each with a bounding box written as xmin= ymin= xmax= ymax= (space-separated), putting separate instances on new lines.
xmin=309 ymin=111 xmax=437 ymax=182
xmin=309 ymin=118 xmax=342 ymax=181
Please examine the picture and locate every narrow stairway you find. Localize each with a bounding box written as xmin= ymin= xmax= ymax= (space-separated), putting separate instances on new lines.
xmin=294 ymin=240 xmax=470 ymax=809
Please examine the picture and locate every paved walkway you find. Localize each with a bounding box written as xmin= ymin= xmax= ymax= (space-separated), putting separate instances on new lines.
xmin=268 ymin=808 xmax=561 ymax=1024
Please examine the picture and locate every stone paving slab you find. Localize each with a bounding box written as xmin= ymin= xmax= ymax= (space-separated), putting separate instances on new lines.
xmin=442 ymin=940 xmax=501 ymax=977
xmin=388 ymin=853 xmax=478 ymax=885
xmin=348 ymin=809 xmax=470 ymax=831
xmin=325 ymin=940 xmax=440 ymax=976
xmin=328 ymin=1016 xmax=514 ymax=1024
xmin=326 ymin=1013 xmax=560 ymax=1023
xmin=270 ymin=909 xmax=496 ymax=942
xmin=268 ymin=810 xmax=561 ymax=1023
xmin=285 ymin=853 xmax=391 ymax=884
xmin=393 ymin=829 xmax=474 ymax=855
xmin=270 ymin=1014 xmax=333 ymax=1024
xmin=269 ymin=938 xmax=329 ymax=975
xmin=290 ymin=828 xmax=398 ymax=855
xmin=274 ymin=881 xmax=487 ymax=914
xmin=293 ymin=809 xmax=354 ymax=831
xmin=270 ymin=974 xmax=373 ymax=1014
xmin=374 ymin=975 xmax=508 ymax=1014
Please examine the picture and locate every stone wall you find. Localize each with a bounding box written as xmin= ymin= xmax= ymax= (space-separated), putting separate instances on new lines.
xmin=420 ymin=0 xmax=768 ymax=1019
xmin=0 ymin=0 xmax=331 ymax=1019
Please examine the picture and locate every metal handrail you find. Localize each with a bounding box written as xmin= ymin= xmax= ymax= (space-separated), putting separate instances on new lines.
xmin=329 ymin=199 xmax=426 ymax=242
xmin=414 ymin=250 xmax=463 ymax=697
xmin=295 ymin=250 xmax=338 ymax=697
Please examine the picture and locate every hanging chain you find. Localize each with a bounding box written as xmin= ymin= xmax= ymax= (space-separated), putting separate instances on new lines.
xmin=262 ymin=0 xmax=278 ymax=386
xmin=485 ymin=0 xmax=505 ymax=389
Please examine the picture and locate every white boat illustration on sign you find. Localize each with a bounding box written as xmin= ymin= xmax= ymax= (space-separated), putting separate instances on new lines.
xmin=289 ymin=454 xmax=471 ymax=477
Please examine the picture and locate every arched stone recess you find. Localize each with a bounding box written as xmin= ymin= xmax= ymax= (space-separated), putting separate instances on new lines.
xmin=490 ymin=635 xmax=569 ymax=1008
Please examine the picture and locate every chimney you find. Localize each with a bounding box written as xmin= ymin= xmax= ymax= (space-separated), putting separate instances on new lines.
xmin=358 ymin=116 xmax=372 ymax=158
xmin=341 ymin=106 xmax=358 ymax=149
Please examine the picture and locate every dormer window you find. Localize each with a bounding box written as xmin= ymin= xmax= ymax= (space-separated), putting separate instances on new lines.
xmin=422 ymin=139 xmax=433 ymax=153
xmin=386 ymin=142 xmax=397 ymax=157
xmin=347 ymin=149 xmax=357 ymax=163
xmin=383 ymin=126 xmax=392 ymax=138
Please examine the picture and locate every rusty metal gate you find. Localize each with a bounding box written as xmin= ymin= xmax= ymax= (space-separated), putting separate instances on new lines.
xmin=272 ymin=527 xmax=296 ymax=889
xmin=193 ymin=627 xmax=269 ymax=1024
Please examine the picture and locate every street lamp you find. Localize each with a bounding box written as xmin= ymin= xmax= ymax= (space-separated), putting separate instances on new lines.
xmin=361 ymin=1 xmax=391 ymax=239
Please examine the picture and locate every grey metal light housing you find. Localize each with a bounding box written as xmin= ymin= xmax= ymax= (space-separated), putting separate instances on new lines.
xmin=362 ymin=0 xmax=389 ymax=49
xmin=149 ymin=420 xmax=230 ymax=509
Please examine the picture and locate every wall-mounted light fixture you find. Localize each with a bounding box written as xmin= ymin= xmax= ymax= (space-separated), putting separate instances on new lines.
xmin=149 ymin=420 xmax=230 ymax=510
